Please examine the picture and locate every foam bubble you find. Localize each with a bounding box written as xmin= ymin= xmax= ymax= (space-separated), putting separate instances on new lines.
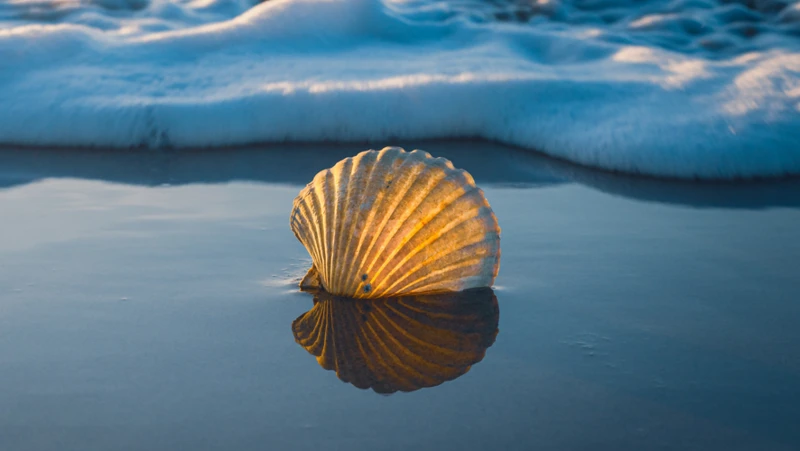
xmin=0 ymin=0 xmax=798 ymax=179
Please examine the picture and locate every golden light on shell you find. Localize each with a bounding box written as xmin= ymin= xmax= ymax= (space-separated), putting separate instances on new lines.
xmin=292 ymin=288 xmax=499 ymax=394
xmin=290 ymin=147 xmax=501 ymax=298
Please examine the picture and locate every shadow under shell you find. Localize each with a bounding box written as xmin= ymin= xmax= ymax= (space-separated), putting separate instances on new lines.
xmin=292 ymin=288 xmax=500 ymax=394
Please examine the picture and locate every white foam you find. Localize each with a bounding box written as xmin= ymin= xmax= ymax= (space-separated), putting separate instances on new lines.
xmin=1 ymin=0 xmax=799 ymax=178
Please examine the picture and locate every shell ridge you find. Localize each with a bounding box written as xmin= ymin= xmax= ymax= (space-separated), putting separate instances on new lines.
xmin=392 ymin=294 xmax=464 ymax=321
xmin=475 ymin=196 xmax=502 ymax=281
xmin=385 ymin=240 xmax=493 ymax=295
xmin=370 ymin=186 xmax=482 ymax=294
xmin=290 ymin=194 xmax=315 ymax=248
xmin=293 ymin=205 xmax=325 ymax=270
xmin=337 ymin=148 xmax=405 ymax=296
xmin=358 ymin=156 xmax=442 ymax=290
xmin=379 ymin=323 xmax=448 ymax=389
xmin=328 ymin=298 xmax=356 ymax=377
xmin=369 ymin=308 xmax=453 ymax=387
xmin=304 ymin=176 xmax=331 ymax=289
xmin=321 ymin=170 xmax=341 ymax=288
xmin=350 ymin=310 xmax=384 ymax=388
xmin=339 ymin=151 xmax=380 ymax=294
xmin=291 ymin=315 xmax=312 ymax=346
xmin=366 ymin=300 xmax=422 ymax=379
xmin=374 ymin=199 xmax=488 ymax=296
xmin=335 ymin=154 xmax=366 ymax=293
xmin=399 ymin=263 xmax=485 ymax=295
xmin=391 ymin=247 xmax=493 ymax=295
xmin=408 ymin=149 xmax=434 ymax=160
xmin=302 ymin=193 xmax=328 ymax=287
xmin=325 ymin=163 xmax=343 ymax=292
xmin=330 ymin=297 xmax=348 ymax=374
xmin=314 ymin=173 xmax=332 ymax=289
xmin=354 ymin=154 xmax=423 ymax=297
xmin=309 ymin=298 xmax=332 ymax=353
xmin=362 ymin=312 xmax=433 ymax=390
xmin=347 ymin=323 xmax=378 ymax=389
xmin=391 ymin=209 xmax=499 ymax=291
xmin=328 ymin=158 xmax=353 ymax=291
xmin=376 ymin=304 xmax=472 ymax=363
xmin=321 ymin=171 xmax=340 ymax=288
xmin=364 ymin=171 xmax=486 ymax=290
xmin=365 ymin=170 xmax=459 ymax=293
xmin=325 ymin=297 xmax=344 ymax=371
xmin=359 ymin=311 xmax=409 ymax=389
xmin=293 ymin=303 xmax=324 ymax=353
xmin=396 ymin=297 xmax=457 ymax=317
xmin=315 ymin=300 xmax=334 ymax=370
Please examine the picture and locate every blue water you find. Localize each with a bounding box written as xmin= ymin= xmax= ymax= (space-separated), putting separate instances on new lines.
xmin=1 ymin=142 xmax=799 ymax=450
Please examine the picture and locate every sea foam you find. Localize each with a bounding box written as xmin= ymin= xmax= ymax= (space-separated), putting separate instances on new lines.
xmin=1 ymin=0 xmax=799 ymax=179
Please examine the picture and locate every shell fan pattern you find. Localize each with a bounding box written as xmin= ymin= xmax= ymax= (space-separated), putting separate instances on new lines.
xmin=292 ymin=288 xmax=500 ymax=394
xmin=290 ymin=147 xmax=501 ymax=298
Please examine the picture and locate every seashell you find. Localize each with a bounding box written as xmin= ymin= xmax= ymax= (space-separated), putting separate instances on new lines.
xmin=290 ymin=147 xmax=501 ymax=298
xmin=292 ymin=288 xmax=499 ymax=394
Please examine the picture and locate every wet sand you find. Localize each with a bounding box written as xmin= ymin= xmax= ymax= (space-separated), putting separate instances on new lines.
xmin=1 ymin=142 xmax=799 ymax=451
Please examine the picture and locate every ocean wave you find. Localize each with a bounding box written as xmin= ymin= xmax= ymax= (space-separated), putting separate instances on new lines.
xmin=1 ymin=0 xmax=799 ymax=179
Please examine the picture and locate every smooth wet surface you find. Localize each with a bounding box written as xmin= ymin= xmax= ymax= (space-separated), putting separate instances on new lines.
xmin=1 ymin=142 xmax=799 ymax=451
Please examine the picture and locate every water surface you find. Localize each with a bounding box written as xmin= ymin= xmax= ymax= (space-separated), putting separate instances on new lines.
xmin=1 ymin=142 xmax=799 ymax=451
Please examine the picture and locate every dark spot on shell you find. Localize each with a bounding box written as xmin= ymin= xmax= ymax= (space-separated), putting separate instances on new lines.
xmin=361 ymin=314 xmax=368 ymax=322
xmin=361 ymin=274 xmax=368 ymax=281
xmin=363 ymin=284 xmax=371 ymax=293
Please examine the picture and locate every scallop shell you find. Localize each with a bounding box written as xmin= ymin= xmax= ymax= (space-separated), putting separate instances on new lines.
xmin=290 ymin=147 xmax=500 ymax=298
xmin=292 ymin=288 xmax=499 ymax=394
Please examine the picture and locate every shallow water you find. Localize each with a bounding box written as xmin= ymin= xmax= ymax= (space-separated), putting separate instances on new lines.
xmin=1 ymin=142 xmax=799 ymax=451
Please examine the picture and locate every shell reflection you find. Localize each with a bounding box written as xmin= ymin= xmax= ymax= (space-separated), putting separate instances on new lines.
xmin=292 ymin=288 xmax=499 ymax=394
